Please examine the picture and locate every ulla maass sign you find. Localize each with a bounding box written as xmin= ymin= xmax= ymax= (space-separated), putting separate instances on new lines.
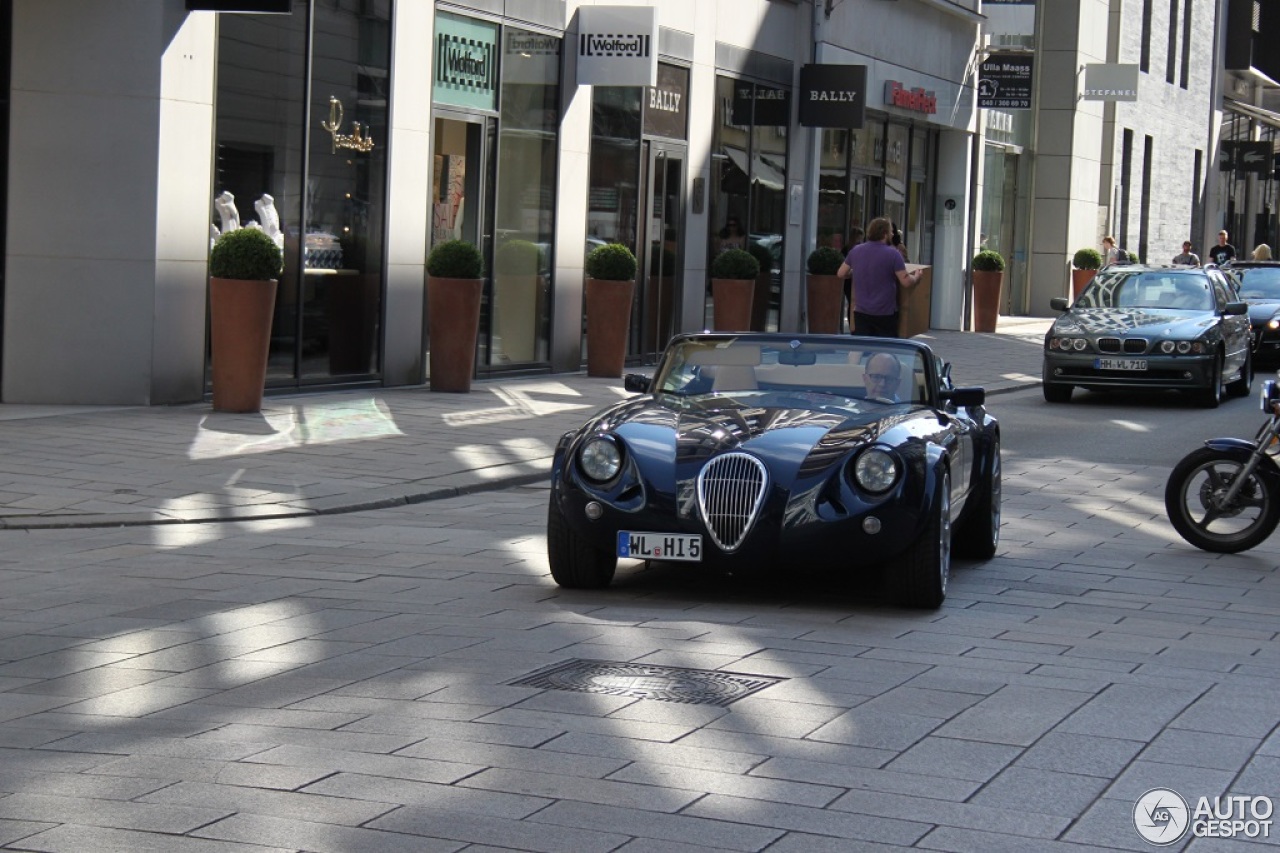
xmin=577 ymin=5 xmax=658 ymax=87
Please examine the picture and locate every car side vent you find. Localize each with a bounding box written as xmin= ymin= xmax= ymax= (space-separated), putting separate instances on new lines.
xmin=696 ymin=452 xmax=768 ymax=553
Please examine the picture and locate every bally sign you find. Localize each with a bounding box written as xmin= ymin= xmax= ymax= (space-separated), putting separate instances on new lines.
xmin=577 ymin=5 xmax=658 ymax=87
xmin=799 ymin=64 xmax=868 ymax=128
xmin=884 ymin=81 xmax=937 ymax=115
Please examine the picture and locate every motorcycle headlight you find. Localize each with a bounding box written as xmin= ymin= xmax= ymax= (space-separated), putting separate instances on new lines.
xmin=853 ymin=447 xmax=898 ymax=494
xmin=579 ymin=436 xmax=622 ymax=482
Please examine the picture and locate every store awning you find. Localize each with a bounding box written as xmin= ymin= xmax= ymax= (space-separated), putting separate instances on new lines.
xmin=1224 ymin=98 xmax=1280 ymax=132
xmin=722 ymin=147 xmax=785 ymax=191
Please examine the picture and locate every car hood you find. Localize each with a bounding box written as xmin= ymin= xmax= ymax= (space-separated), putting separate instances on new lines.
xmin=591 ymin=394 xmax=924 ymax=487
xmin=1245 ymin=300 xmax=1280 ymax=323
xmin=1051 ymin=308 xmax=1219 ymax=337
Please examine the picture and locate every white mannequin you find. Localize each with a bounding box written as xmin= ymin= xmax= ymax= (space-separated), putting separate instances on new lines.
xmin=214 ymin=191 xmax=240 ymax=233
xmin=210 ymin=223 xmax=221 ymax=250
xmin=254 ymin=193 xmax=284 ymax=250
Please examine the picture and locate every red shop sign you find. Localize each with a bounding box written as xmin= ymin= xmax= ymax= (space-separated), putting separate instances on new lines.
xmin=884 ymin=81 xmax=937 ymax=115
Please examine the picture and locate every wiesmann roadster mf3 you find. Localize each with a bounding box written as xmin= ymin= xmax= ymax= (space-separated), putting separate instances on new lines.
xmin=547 ymin=334 xmax=1001 ymax=608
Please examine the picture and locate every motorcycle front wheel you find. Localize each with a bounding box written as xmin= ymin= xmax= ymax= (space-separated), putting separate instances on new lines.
xmin=1164 ymin=447 xmax=1280 ymax=553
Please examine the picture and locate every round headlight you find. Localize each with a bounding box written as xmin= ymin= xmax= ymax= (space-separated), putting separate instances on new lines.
xmin=1072 ymin=338 xmax=1087 ymax=351
xmin=579 ymin=436 xmax=622 ymax=482
xmin=854 ymin=448 xmax=898 ymax=494
xmin=1160 ymin=340 xmax=1176 ymax=353
xmin=1269 ymin=319 xmax=1280 ymax=330
xmin=1176 ymin=341 xmax=1191 ymax=354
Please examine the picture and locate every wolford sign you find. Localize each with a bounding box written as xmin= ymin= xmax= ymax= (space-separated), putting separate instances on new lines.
xmin=884 ymin=81 xmax=937 ymax=115
xmin=799 ymin=64 xmax=868 ymax=128
xmin=577 ymin=6 xmax=657 ymax=87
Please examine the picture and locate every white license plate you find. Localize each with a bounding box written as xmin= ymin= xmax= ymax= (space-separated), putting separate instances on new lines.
xmin=1095 ymin=358 xmax=1147 ymax=371
xmin=617 ymin=531 xmax=702 ymax=562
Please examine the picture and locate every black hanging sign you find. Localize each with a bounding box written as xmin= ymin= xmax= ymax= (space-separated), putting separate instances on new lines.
xmin=1236 ymin=141 xmax=1273 ymax=175
xmin=978 ymin=54 xmax=1033 ymax=110
xmin=798 ymin=64 xmax=867 ymax=129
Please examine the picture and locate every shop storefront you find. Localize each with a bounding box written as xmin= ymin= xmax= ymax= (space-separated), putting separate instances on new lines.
xmin=586 ymin=60 xmax=690 ymax=361
xmin=711 ymin=74 xmax=790 ymax=332
xmin=212 ymin=0 xmax=392 ymax=389
xmin=430 ymin=10 xmax=562 ymax=374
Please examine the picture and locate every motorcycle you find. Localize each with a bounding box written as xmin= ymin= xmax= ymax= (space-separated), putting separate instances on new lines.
xmin=1165 ymin=379 xmax=1280 ymax=553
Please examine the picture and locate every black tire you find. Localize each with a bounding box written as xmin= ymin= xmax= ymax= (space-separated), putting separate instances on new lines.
xmin=1043 ymin=382 xmax=1072 ymax=403
xmin=546 ymin=492 xmax=617 ymax=588
xmin=1164 ymin=447 xmax=1280 ymax=553
xmin=1197 ymin=353 xmax=1223 ymax=408
xmin=892 ymin=468 xmax=952 ymax=609
xmin=954 ymin=437 xmax=1001 ymax=560
xmin=1227 ymin=349 xmax=1253 ymax=399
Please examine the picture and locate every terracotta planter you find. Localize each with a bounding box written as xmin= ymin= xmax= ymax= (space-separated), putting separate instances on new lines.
xmin=585 ymin=277 xmax=635 ymax=377
xmin=209 ymin=276 xmax=278 ymax=413
xmin=494 ymin=273 xmax=542 ymax=363
xmin=712 ymin=278 xmax=755 ymax=331
xmin=972 ymin=269 xmax=1003 ymax=333
xmin=751 ymin=272 xmax=772 ymax=331
xmin=806 ymin=274 xmax=844 ymax=334
xmin=427 ymin=275 xmax=483 ymax=392
xmin=1071 ymin=267 xmax=1098 ymax=299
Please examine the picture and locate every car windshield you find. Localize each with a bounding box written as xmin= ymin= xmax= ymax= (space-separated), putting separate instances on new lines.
xmin=653 ymin=338 xmax=931 ymax=405
xmin=1236 ymin=267 xmax=1280 ymax=299
xmin=1076 ymin=270 xmax=1214 ymax=311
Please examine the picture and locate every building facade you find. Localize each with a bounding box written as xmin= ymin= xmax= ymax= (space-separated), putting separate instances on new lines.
xmin=0 ymin=0 xmax=986 ymax=405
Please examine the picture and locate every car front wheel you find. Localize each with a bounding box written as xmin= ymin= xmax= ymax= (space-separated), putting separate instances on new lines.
xmin=892 ymin=468 xmax=951 ymax=609
xmin=546 ymin=492 xmax=617 ymax=589
xmin=1197 ymin=353 xmax=1223 ymax=409
xmin=1043 ymin=382 xmax=1072 ymax=403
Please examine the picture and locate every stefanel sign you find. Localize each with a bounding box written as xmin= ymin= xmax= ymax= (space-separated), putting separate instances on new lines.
xmin=884 ymin=81 xmax=937 ymax=115
xmin=576 ymin=5 xmax=658 ymax=87
xmin=798 ymin=64 xmax=867 ymax=128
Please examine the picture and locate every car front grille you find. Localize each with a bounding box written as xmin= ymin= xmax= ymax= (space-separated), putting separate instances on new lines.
xmin=1097 ymin=337 xmax=1149 ymax=354
xmin=696 ymin=452 xmax=768 ymax=553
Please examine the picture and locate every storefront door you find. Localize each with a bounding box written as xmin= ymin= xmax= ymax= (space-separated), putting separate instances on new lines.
xmin=431 ymin=112 xmax=498 ymax=369
xmin=636 ymin=141 xmax=685 ymax=359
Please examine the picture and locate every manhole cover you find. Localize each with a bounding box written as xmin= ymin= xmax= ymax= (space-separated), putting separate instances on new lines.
xmin=509 ymin=659 xmax=784 ymax=706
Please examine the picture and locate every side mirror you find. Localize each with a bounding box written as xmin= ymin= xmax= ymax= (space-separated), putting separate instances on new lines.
xmin=1049 ymin=297 xmax=1070 ymax=312
xmin=941 ymin=386 xmax=985 ymax=408
xmin=624 ymin=373 xmax=651 ymax=393
xmin=1224 ymin=301 xmax=1248 ymax=316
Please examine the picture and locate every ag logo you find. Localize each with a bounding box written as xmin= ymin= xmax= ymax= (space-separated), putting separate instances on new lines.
xmin=1134 ymin=788 xmax=1190 ymax=845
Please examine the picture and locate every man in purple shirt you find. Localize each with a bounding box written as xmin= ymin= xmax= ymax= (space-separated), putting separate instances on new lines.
xmin=836 ymin=216 xmax=922 ymax=337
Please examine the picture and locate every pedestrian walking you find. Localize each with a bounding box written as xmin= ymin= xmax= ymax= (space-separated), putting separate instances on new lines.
xmin=1209 ymin=230 xmax=1236 ymax=266
xmin=1172 ymin=241 xmax=1201 ymax=266
xmin=836 ymin=216 xmax=921 ymax=337
xmin=1102 ymin=236 xmax=1119 ymax=266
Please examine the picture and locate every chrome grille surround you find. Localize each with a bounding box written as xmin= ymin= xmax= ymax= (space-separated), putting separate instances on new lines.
xmin=696 ymin=452 xmax=769 ymax=553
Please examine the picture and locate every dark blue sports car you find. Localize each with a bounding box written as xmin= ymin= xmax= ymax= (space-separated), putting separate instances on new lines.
xmin=547 ymin=334 xmax=1001 ymax=608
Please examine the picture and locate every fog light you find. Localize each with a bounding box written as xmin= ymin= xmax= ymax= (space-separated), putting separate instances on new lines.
xmin=1054 ymin=367 xmax=1064 ymax=376
xmin=862 ymin=516 xmax=882 ymax=535
xmin=584 ymin=501 xmax=604 ymax=520
xmin=1183 ymin=371 xmax=1193 ymax=380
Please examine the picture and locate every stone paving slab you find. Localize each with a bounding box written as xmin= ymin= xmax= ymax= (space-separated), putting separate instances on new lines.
xmin=0 ymin=319 xmax=1052 ymax=529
